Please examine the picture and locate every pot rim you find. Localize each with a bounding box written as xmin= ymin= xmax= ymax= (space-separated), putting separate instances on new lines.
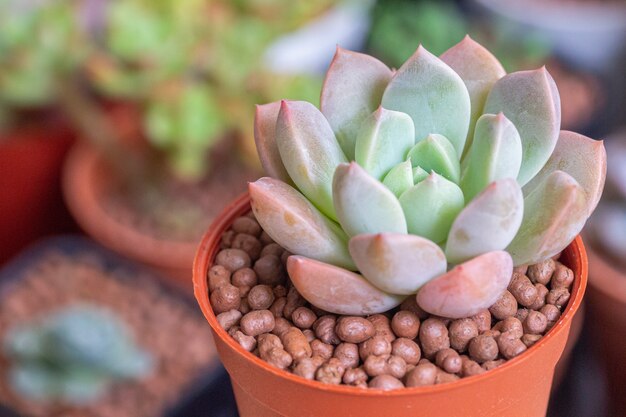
xmin=62 ymin=142 xmax=198 ymax=270
xmin=193 ymin=192 xmax=587 ymax=396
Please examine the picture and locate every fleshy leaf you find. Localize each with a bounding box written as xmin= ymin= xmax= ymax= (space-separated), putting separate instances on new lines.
xmin=407 ymin=134 xmax=461 ymax=183
xmin=446 ymin=179 xmax=524 ymax=264
xmin=382 ymin=160 xmax=413 ymax=198
xmin=416 ymin=251 xmax=513 ymax=318
xmin=381 ymin=45 xmax=471 ymax=157
xmin=355 ymin=107 xmax=415 ymax=180
xmin=507 ymin=171 xmax=588 ymax=265
xmin=523 ymin=130 xmax=606 ymax=217
xmin=413 ymin=166 xmax=429 ymax=184
xmin=333 ymin=162 xmax=407 ymax=237
xmin=460 ymin=113 xmax=522 ymax=202
xmin=440 ymin=36 xmax=506 ymax=157
xmin=276 ymin=100 xmax=347 ymax=220
xmin=484 ymin=67 xmax=561 ymax=186
xmin=254 ymin=101 xmax=292 ymax=183
xmin=399 ymin=173 xmax=465 ymax=243
xmin=320 ymin=48 xmax=393 ymax=160
xmin=287 ymin=256 xmax=404 ymax=315
xmin=249 ymin=177 xmax=355 ymax=270
xmin=349 ymin=233 xmax=447 ymax=295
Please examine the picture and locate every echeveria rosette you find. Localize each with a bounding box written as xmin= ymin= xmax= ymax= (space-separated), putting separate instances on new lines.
xmin=250 ymin=36 xmax=607 ymax=319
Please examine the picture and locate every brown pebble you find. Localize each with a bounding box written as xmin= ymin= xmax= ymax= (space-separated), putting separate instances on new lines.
xmin=260 ymin=243 xmax=284 ymax=258
xmin=513 ymin=265 xmax=529 ymax=276
xmin=508 ymin=273 xmax=539 ymax=308
xmin=208 ymin=265 xmax=231 ymax=292
xmin=315 ymin=358 xmax=345 ymax=384
xmin=551 ymin=262 xmax=574 ymax=289
xmin=528 ymin=283 xmax=548 ymax=310
xmin=259 ymin=231 xmax=274 ymax=245
xmin=248 ymin=285 xmax=275 ymax=310
xmin=435 ymin=369 xmax=459 ymax=384
xmin=310 ymin=339 xmax=334 ymax=360
xmin=468 ymin=335 xmax=498 ymax=363
xmin=359 ymin=335 xmax=392 ymax=361
xmin=405 ymin=363 xmax=437 ymax=387
xmin=540 ymin=304 xmax=561 ymax=328
xmin=232 ymin=216 xmax=262 ymax=237
xmin=391 ymin=311 xmax=420 ymax=339
xmin=489 ymin=291 xmax=518 ymax=320
xmin=240 ymin=310 xmax=275 ymax=336
xmin=293 ymin=356 xmax=324 ymax=380
xmin=369 ymin=375 xmax=404 ymax=390
xmin=210 ymin=284 xmax=241 ymax=314
xmin=313 ymin=315 xmax=341 ymax=345
xmin=291 ymin=307 xmax=317 ymax=329
xmin=523 ymin=311 xmax=548 ymax=335
xmin=232 ymin=234 xmax=262 ymax=260
xmin=363 ymin=355 xmax=406 ymax=379
xmin=482 ymin=359 xmax=505 ymax=371
xmin=527 ymin=259 xmax=555 ymax=285
xmin=515 ymin=308 xmax=529 ymax=322
xmin=334 ymin=343 xmax=360 ymax=369
xmin=461 ymin=357 xmax=485 ymax=377
xmin=336 ymin=316 xmax=375 ymax=344
xmin=221 ymin=230 xmax=235 ymax=248
xmin=546 ymin=287 xmax=570 ymax=309
xmin=271 ymin=317 xmax=291 ymax=337
xmin=269 ymin=297 xmax=287 ymax=318
xmin=343 ymin=367 xmax=368 ymax=387
xmin=283 ymin=286 xmax=307 ymax=319
xmin=521 ymin=333 xmax=542 ymax=347
xmin=391 ymin=338 xmax=421 ymax=366
xmin=471 ymin=310 xmax=492 ymax=334
xmin=367 ymin=314 xmax=396 ymax=343
xmin=435 ymin=348 xmax=462 ymax=374
xmin=230 ymin=329 xmax=257 ymax=351
xmin=449 ymin=318 xmax=479 ymax=352
xmin=497 ymin=331 xmax=527 ymax=359
xmin=215 ymin=249 xmax=251 ymax=272
xmin=493 ymin=317 xmax=523 ymax=339
xmin=419 ymin=318 xmax=450 ymax=359
xmin=303 ymin=329 xmax=316 ymax=343
xmin=238 ymin=298 xmax=251 ymax=314
xmin=254 ymin=255 xmax=285 ymax=285
xmin=231 ymin=268 xmax=257 ymax=288
xmin=217 ymin=309 xmax=242 ymax=330
xmin=273 ymin=285 xmax=288 ymax=298
xmin=281 ymin=327 xmax=313 ymax=361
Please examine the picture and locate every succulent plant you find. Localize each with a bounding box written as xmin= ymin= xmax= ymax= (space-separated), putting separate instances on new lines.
xmin=250 ymin=37 xmax=606 ymax=319
xmin=0 ymin=0 xmax=87 ymax=130
xmin=3 ymin=304 xmax=153 ymax=404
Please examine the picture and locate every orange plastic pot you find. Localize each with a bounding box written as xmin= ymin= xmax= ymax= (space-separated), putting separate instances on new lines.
xmin=194 ymin=193 xmax=588 ymax=417
xmin=586 ymin=243 xmax=626 ymax=417
xmin=63 ymin=143 xmax=197 ymax=290
xmin=0 ymin=114 xmax=76 ymax=265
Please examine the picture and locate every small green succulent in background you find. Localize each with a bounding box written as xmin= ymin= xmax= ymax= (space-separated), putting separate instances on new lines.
xmin=250 ymin=37 xmax=606 ymax=319
xmin=3 ymin=304 xmax=153 ymax=404
xmin=0 ymin=0 xmax=87 ymax=131
xmin=367 ymin=0 xmax=551 ymax=72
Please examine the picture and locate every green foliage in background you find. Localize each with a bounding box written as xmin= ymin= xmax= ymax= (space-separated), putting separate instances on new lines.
xmin=0 ymin=0 xmax=87 ymax=130
xmin=368 ymin=0 xmax=551 ymax=72
xmin=3 ymin=304 xmax=153 ymax=404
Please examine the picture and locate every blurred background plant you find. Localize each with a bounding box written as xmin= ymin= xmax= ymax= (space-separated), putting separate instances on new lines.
xmin=81 ymin=0 xmax=336 ymax=181
xmin=3 ymin=304 xmax=153 ymax=404
xmin=0 ymin=0 xmax=87 ymax=132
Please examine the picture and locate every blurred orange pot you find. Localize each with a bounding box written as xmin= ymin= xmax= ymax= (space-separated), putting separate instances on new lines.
xmin=63 ymin=142 xmax=196 ymax=290
xmin=194 ymin=194 xmax=588 ymax=417
xmin=587 ymin=243 xmax=626 ymax=417
xmin=0 ymin=113 xmax=75 ymax=265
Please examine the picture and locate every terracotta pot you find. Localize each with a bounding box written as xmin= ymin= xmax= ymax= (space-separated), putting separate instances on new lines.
xmin=63 ymin=143 xmax=197 ymax=290
xmin=586 ymin=243 xmax=626 ymax=417
xmin=194 ymin=193 xmax=588 ymax=417
xmin=0 ymin=114 xmax=75 ymax=265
